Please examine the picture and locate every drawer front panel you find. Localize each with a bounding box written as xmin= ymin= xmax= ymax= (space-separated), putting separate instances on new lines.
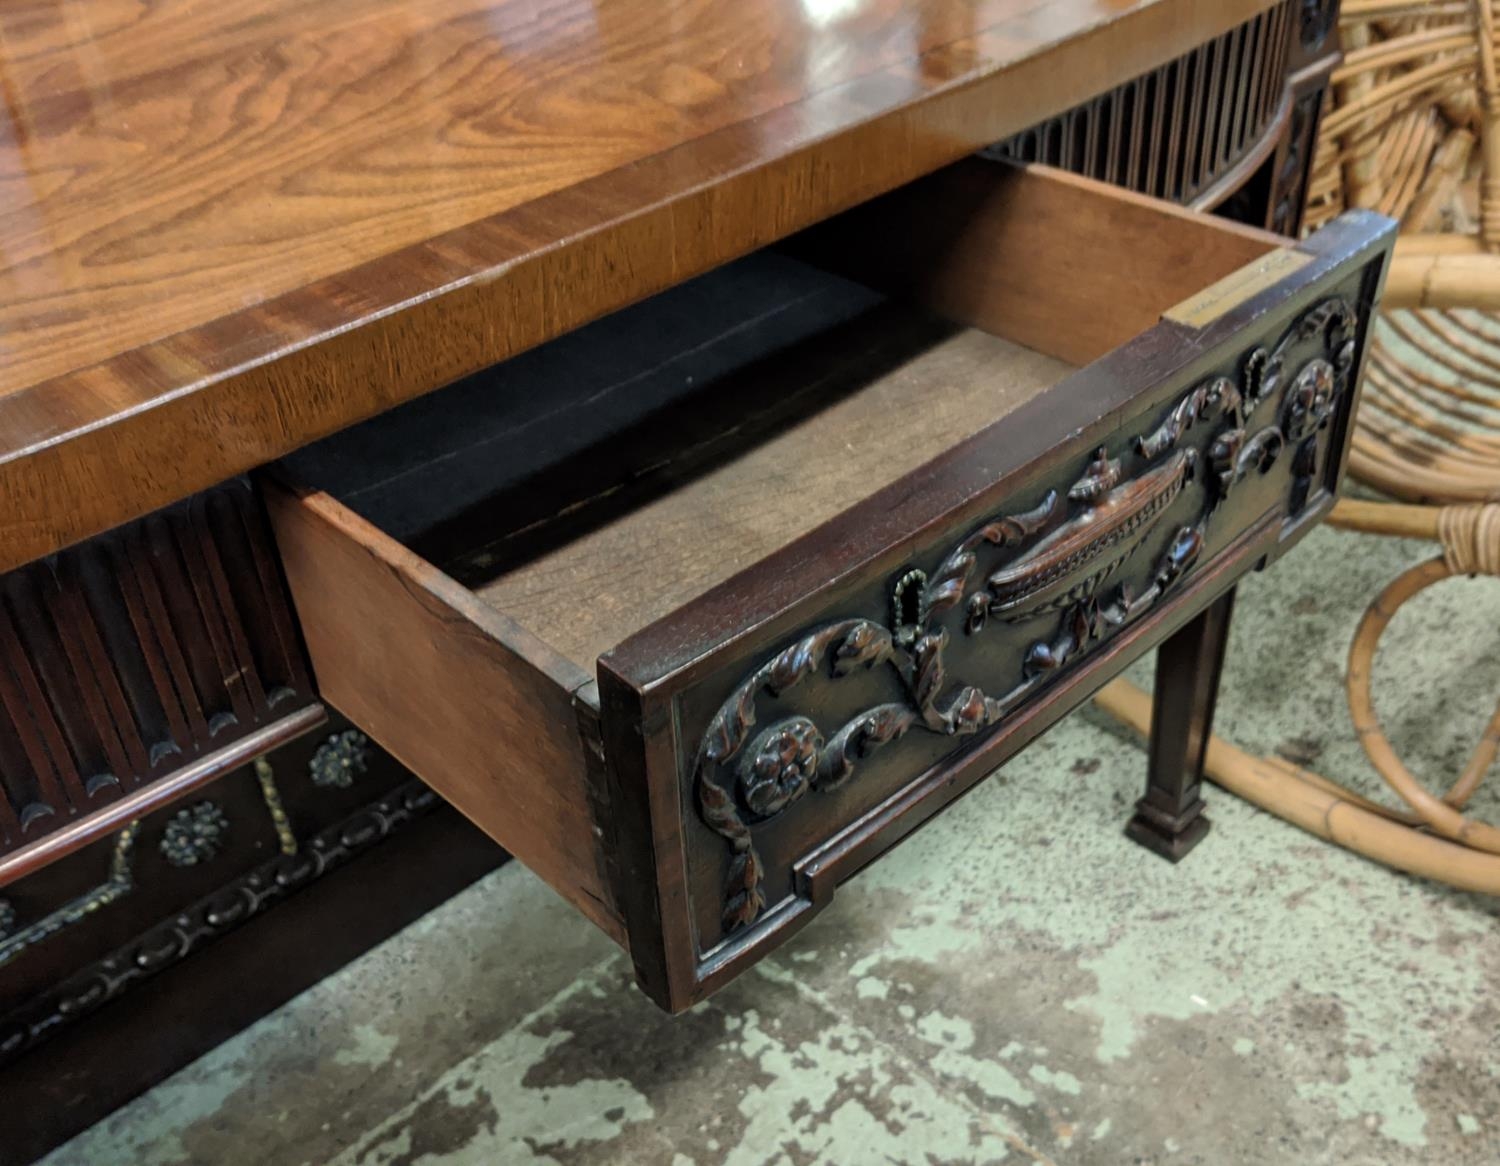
xmin=600 ymin=211 xmax=1393 ymax=1010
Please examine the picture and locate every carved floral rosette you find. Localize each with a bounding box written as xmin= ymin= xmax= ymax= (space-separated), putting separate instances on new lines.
xmin=693 ymin=298 xmax=1359 ymax=935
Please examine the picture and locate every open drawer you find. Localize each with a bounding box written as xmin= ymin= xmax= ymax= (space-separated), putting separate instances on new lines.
xmin=263 ymin=161 xmax=1393 ymax=1012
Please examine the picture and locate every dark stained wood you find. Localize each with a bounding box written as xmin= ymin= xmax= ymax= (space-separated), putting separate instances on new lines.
xmin=0 ymin=807 xmax=499 ymax=1166
xmin=607 ymin=213 xmax=1391 ymax=691
xmin=1268 ymin=48 xmax=1343 ymax=237
xmin=0 ymin=721 xmax=504 ymax=1166
xmin=0 ymin=0 xmax=1286 ymax=575
xmin=0 ymin=706 xmax=325 ymax=888
xmin=261 ymin=477 xmax=625 ymax=943
xmin=598 ymin=210 xmax=1393 ymax=1011
xmin=0 ymin=5 xmax=1363 ymax=1128
xmin=1126 ymin=586 xmax=1237 ymax=860
xmin=705 ymin=519 xmax=1272 ymax=1000
xmin=986 ymin=1 xmax=1295 ymax=207
xmin=0 ymin=481 xmax=319 ymax=880
xmin=792 ymin=160 xmax=1284 ymax=366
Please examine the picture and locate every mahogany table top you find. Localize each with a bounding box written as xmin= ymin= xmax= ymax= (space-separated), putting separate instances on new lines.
xmin=0 ymin=0 xmax=1275 ymax=571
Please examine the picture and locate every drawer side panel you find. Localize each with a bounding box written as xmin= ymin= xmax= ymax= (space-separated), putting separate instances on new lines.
xmin=263 ymin=480 xmax=624 ymax=944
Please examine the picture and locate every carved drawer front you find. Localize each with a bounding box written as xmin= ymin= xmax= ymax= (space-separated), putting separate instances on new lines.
xmin=265 ymin=160 xmax=1394 ymax=1012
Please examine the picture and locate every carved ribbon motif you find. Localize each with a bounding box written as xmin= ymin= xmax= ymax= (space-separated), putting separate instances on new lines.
xmin=695 ymin=298 xmax=1358 ymax=933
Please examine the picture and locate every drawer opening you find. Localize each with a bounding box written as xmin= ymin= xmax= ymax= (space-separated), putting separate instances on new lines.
xmin=276 ymin=159 xmax=1284 ymax=681
xmin=278 ymin=161 xmax=1282 ymax=679
xmin=283 ymin=252 xmax=1076 ymax=672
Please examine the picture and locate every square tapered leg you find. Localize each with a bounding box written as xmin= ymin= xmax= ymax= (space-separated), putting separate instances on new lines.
xmin=1126 ymin=587 xmax=1235 ymax=861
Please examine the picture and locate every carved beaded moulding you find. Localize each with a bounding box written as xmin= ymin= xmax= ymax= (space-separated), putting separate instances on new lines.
xmin=694 ymin=297 xmax=1359 ymax=935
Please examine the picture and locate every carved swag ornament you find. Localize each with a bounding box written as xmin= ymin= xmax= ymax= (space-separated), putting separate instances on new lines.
xmin=695 ymin=298 xmax=1358 ymax=934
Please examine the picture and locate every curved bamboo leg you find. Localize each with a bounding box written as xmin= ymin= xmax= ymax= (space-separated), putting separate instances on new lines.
xmin=1346 ymin=556 xmax=1500 ymax=833
xmin=1094 ymin=678 xmax=1500 ymax=894
xmin=1327 ymin=497 xmax=1442 ymax=538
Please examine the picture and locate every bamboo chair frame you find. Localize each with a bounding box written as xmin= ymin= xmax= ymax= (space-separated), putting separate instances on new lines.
xmin=1305 ymin=0 xmax=1500 ymax=501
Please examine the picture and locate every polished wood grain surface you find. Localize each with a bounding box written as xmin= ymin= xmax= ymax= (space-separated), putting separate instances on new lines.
xmin=0 ymin=0 xmax=1278 ymax=571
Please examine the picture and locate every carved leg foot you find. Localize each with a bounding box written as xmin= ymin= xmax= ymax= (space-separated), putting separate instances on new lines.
xmin=1125 ymin=796 xmax=1211 ymax=862
xmin=1125 ymin=587 xmax=1235 ymax=862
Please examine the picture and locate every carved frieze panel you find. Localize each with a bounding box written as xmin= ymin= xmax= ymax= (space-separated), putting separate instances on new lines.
xmin=0 ymin=723 xmax=451 ymax=1068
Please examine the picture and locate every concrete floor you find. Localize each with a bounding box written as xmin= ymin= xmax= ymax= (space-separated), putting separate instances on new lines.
xmin=43 ymin=520 xmax=1500 ymax=1166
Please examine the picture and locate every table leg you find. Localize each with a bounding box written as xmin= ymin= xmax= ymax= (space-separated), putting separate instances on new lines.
xmin=1125 ymin=586 xmax=1235 ymax=861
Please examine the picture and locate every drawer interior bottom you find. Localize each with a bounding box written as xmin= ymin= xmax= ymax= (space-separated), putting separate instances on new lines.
xmin=283 ymin=252 xmax=1073 ymax=669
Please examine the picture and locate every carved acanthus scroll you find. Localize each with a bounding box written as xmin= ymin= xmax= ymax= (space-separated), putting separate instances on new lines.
xmin=694 ymin=298 xmax=1359 ymax=934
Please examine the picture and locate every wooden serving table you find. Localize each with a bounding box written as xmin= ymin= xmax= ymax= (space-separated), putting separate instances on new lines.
xmin=0 ymin=0 xmax=1368 ymax=1157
